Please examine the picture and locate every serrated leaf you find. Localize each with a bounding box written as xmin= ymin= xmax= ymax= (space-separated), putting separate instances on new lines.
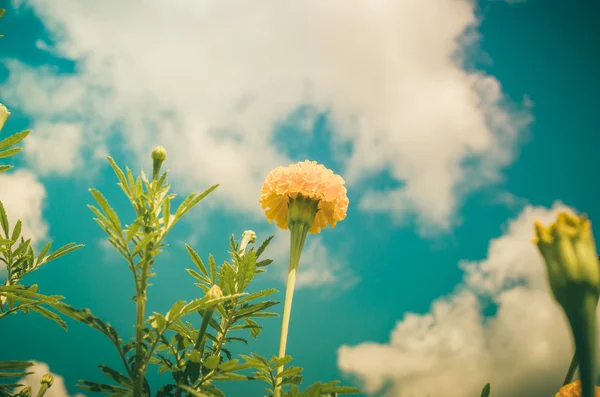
xmin=131 ymin=231 xmax=157 ymax=256
xmin=76 ymin=380 xmax=130 ymax=393
xmin=239 ymin=288 xmax=278 ymax=304
xmin=98 ymin=365 xmax=132 ymax=387
xmin=31 ymin=305 xmax=67 ymax=330
xmin=277 ymin=366 xmax=303 ymax=379
xmin=107 ymin=157 xmax=130 ymax=197
xmin=185 ymin=245 xmax=210 ymax=279
xmin=234 ymin=301 xmax=278 ymax=319
xmin=208 ymin=254 xmax=217 ymax=284
xmin=166 ymin=300 xmax=186 ymax=322
xmin=300 ymin=383 xmax=322 ymax=397
xmin=174 ymin=185 xmax=218 ymax=219
xmin=0 ymin=361 xmax=34 ymax=370
xmin=89 ymin=189 xmax=122 ymax=233
xmin=255 ymin=236 xmax=273 ymax=258
xmin=321 ymin=385 xmax=361 ymax=394
xmin=0 ymin=201 xmax=9 ymax=238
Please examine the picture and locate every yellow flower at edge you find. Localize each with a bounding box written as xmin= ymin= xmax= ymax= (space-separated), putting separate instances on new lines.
xmin=556 ymin=381 xmax=600 ymax=397
xmin=259 ymin=160 xmax=349 ymax=233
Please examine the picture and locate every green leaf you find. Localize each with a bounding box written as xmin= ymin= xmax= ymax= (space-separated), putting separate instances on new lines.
xmin=234 ymin=301 xmax=278 ymax=319
xmin=125 ymin=221 xmax=142 ymax=243
xmin=243 ymin=318 xmax=261 ymax=339
xmin=185 ymin=245 xmax=210 ymax=279
xmin=0 ymin=371 xmax=32 ymax=378
xmin=107 ymin=157 xmax=130 ymax=198
xmin=166 ymin=300 xmax=186 ymax=322
xmin=239 ymin=288 xmax=278 ymax=304
xmin=89 ymin=189 xmax=122 ymax=233
xmin=186 ymin=268 xmax=210 ymax=285
xmin=203 ymin=355 xmax=220 ymax=370
xmin=0 ymin=130 xmax=30 ymax=151
xmin=149 ymin=313 xmax=167 ymax=333
xmin=0 ymin=361 xmax=34 ymax=370
xmin=131 ymin=231 xmax=157 ymax=256
xmin=481 ymin=383 xmax=491 ymax=397
xmin=76 ymin=380 xmax=130 ymax=393
xmin=277 ymin=366 xmax=303 ymax=379
xmin=255 ymin=236 xmax=273 ymax=258
xmin=279 ymin=375 xmax=303 ymax=387
xmin=0 ymin=201 xmax=9 ymax=238
xmin=300 ymin=383 xmax=322 ymax=397
xmin=30 ymin=305 xmax=68 ymax=330
xmin=174 ymin=185 xmax=218 ymax=219
xmin=321 ymin=385 xmax=361 ymax=394
xmin=208 ymin=254 xmax=217 ymax=284
xmin=0 ymin=147 xmax=21 ymax=159
xmin=47 ymin=242 xmax=83 ymax=262
xmin=178 ymin=385 xmax=211 ymax=397
xmin=98 ymin=365 xmax=132 ymax=387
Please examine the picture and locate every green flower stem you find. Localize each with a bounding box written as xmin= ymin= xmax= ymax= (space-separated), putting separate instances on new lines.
xmin=274 ymin=221 xmax=311 ymax=397
xmin=133 ymin=259 xmax=150 ymax=397
xmin=36 ymin=384 xmax=49 ymax=397
xmin=194 ymin=307 xmax=215 ymax=352
xmin=563 ymin=352 xmax=578 ymax=386
xmin=565 ymin=288 xmax=597 ymax=397
xmin=184 ymin=307 xmax=217 ymax=391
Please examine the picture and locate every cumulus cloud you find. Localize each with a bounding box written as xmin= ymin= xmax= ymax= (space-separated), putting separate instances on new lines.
xmin=262 ymin=228 xmax=358 ymax=291
xmin=0 ymin=170 xmax=48 ymax=245
xmin=338 ymin=202 xmax=591 ymax=397
xmin=24 ymin=121 xmax=84 ymax=175
xmin=2 ymin=0 xmax=530 ymax=234
xmin=14 ymin=361 xmax=84 ymax=397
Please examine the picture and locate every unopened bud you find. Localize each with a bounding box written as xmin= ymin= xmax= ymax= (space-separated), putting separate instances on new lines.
xmin=19 ymin=386 xmax=32 ymax=397
xmin=206 ymin=284 xmax=223 ymax=301
xmin=41 ymin=373 xmax=54 ymax=387
xmin=239 ymin=230 xmax=257 ymax=256
xmin=535 ymin=212 xmax=600 ymax=397
xmin=0 ymin=103 xmax=10 ymax=131
xmin=151 ymin=145 xmax=167 ymax=179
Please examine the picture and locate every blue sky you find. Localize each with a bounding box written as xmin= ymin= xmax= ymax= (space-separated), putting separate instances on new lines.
xmin=0 ymin=0 xmax=598 ymax=396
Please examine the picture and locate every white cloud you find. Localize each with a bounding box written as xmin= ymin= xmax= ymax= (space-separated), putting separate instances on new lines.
xmin=14 ymin=361 xmax=84 ymax=397
xmin=0 ymin=170 xmax=48 ymax=246
xmin=262 ymin=228 xmax=358 ymax=291
xmin=338 ymin=202 xmax=594 ymax=397
xmin=3 ymin=0 xmax=530 ymax=234
xmin=24 ymin=121 xmax=84 ymax=175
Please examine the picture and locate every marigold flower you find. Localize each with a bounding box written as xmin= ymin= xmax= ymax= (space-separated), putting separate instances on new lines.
xmin=259 ymin=160 xmax=349 ymax=234
xmin=556 ymin=381 xmax=600 ymax=397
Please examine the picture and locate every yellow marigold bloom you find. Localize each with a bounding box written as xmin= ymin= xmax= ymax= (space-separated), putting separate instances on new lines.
xmin=259 ymin=160 xmax=349 ymax=233
xmin=556 ymin=381 xmax=600 ymax=397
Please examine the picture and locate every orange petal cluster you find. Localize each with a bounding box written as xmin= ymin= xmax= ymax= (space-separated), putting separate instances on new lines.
xmin=555 ymin=381 xmax=600 ymax=397
xmin=260 ymin=160 xmax=349 ymax=234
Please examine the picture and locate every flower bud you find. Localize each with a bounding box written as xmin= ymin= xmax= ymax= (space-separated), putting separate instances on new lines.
xmin=18 ymin=386 xmax=32 ymax=397
xmin=239 ymin=230 xmax=257 ymax=256
xmin=0 ymin=103 xmax=10 ymax=132
xmin=534 ymin=212 xmax=600 ymax=303
xmin=41 ymin=373 xmax=54 ymax=387
xmin=535 ymin=212 xmax=600 ymax=397
xmin=151 ymin=145 xmax=167 ymax=179
xmin=206 ymin=284 xmax=223 ymax=301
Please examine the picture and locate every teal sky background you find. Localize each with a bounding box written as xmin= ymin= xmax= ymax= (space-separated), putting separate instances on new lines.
xmin=0 ymin=0 xmax=599 ymax=396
